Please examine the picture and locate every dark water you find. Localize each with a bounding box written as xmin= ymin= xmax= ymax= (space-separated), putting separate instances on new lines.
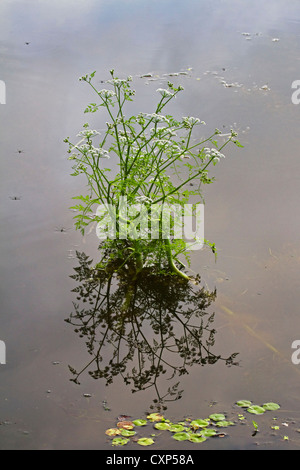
xmin=1 ymin=0 xmax=300 ymax=450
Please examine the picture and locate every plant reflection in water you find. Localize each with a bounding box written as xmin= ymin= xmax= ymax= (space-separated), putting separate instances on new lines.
xmin=65 ymin=251 xmax=239 ymax=410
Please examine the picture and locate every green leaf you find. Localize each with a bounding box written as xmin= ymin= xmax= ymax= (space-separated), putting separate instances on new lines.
xmin=120 ymin=429 xmax=136 ymax=437
xmin=189 ymin=434 xmax=207 ymax=443
xmin=172 ymin=432 xmax=191 ymax=441
xmin=190 ymin=419 xmax=209 ymax=429
xmin=137 ymin=437 xmax=155 ymax=446
xmin=247 ymin=405 xmax=265 ymax=415
xmin=236 ymin=400 xmax=252 ymax=408
xmin=168 ymin=424 xmax=186 ymax=433
xmin=111 ymin=437 xmax=129 ymax=446
xmin=263 ymin=402 xmax=280 ymax=411
xmin=209 ymin=413 xmax=226 ymax=422
xmin=132 ymin=419 xmax=147 ymax=427
xmin=154 ymin=422 xmax=170 ymax=431
xmin=215 ymin=421 xmax=235 ymax=428
xmin=199 ymin=428 xmax=217 ymax=437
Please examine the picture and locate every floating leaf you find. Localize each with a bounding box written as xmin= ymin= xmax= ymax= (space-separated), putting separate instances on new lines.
xmin=117 ymin=421 xmax=135 ymax=430
xmin=209 ymin=413 xmax=226 ymax=422
xmin=215 ymin=421 xmax=235 ymax=428
xmin=111 ymin=437 xmax=129 ymax=446
xmin=169 ymin=424 xmax=186 ymax=433
xmin=172 ymin=432 xmax=191 ymax=441
xmin=263 ymin=402 xmax=280 ymax=411
xmin=190 ymin=419 xmax=209 ymax=429
xmin=137 ymin=437 xmax=155 ymax=446
xmin=154 ymin=422 xmax=170 ymax=431
xmin=189 ymin=434 xmax=206 ymax=443
xmin=147 ymin=413 xmax=164 ymax=422
xmin=236 ymin=400 xmax=252 ymax=408
xmin=247 ymin=406 xmax=265 ymax=415
xmin=105 ymin=428 xmax=121 ymax=436
xmin=120 ymin=429 xmax=136 ymax=437
xmin=199 ymin=428 xmax=217 ymax=437
xmin=132 ymin=419 xmax=147 ymax=427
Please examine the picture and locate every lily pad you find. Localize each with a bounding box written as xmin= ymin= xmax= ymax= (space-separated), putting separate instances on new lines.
xmin=154 ymin=422 xmax=170 ymax=431
xmin=172 ymin=432 xmax=191 ymax=441
xmin=263 ymin=402 xmax=280 ymax=411
xmin=137 ymin=437 xmax=155 ymax=446
xmin=169 ymin=424 xmax=186 ymax=433
xmin=147 ymin=413 xmax=164 ymax=422
xmin=215 ymin=420 xmax=235 ymax=428
xmin=189 ymin=434 xmax=207 ymax=443
xmin=120 ymin=429 xmax=136 ymax=437
xmin=132 ymin=419 xmax=147 ymax=426
xmin=111 ymin=437 xmax=129 ymax=446
xmin=209 ymin=413 xmax=226 ymax=422
xmin=105 ymin=428 xmax=121 ymax=436
xmin=190 ymin=419 xmax=209 ymax=429
xmin=236 ymin=400 xmax=252 ymax=408
xmin=199 ymin=428 xmax=217 ymax=437
xmin=117 ymin=420 xmax=135 ymax=430
xmin=247 ymin=405 xmax=265 ymax=415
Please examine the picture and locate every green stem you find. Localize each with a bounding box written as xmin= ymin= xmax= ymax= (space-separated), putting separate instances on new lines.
xmin=164 ymin=239 xmax=190 ymax=281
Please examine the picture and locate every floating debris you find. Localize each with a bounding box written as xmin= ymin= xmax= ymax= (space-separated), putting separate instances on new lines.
xmin=259 ymin=84 xmax=271 ymax=91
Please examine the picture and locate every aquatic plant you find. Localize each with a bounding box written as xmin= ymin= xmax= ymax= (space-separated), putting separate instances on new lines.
xmin=65 ymin=70 xmax=242 ymax=280
xmin=104 ymin=400 xmax=281 ymax=447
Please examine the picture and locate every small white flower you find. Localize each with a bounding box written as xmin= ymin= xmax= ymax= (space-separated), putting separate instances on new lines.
xmin=156 ymin=88 xmax=174 ymax=98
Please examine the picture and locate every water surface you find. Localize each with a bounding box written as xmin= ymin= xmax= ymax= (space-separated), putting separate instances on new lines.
xmin=1 ymin=0 xmax=300 ymax=450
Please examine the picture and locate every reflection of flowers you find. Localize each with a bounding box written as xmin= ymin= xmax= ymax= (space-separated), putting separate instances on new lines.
xmin=65 ymin=251 xmax=239 ymax=410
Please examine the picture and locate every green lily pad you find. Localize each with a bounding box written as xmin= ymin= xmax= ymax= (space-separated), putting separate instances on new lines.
xmin=137 ymin=437 xmax=155 ymax=446
xmin=111 ymin=437 xmax=129 ymax=446
xmin=215 ymin=420 xmax=235 ymax=428
xmin=209 ymin=413 xmax=226 ymax=422
xmin=236 ymin=400 xmax=252 ymax=408
xmin=172 ymin=432 xmax=191 ymax=441
xmin=132 ymin=419 xmax=148 ymax=426
xmin=169 ymin=424 xmax=186 ymax=433
xmin=190 ymin=419 xmax=209 ymax=428
xmin=154 ymin=422 xmax=170 ymax=431
xmin=189 ymin=434 xmax=207 ymax=443
xmin=247 ymin=405 xmax=265 ymax=415
xmin=263 ymin=402 xmax=280 ymax=411
xmin=199 ymin=428 xmax=217 ymax=437
xmin=120 ymin=429 xmax=136 ymax=437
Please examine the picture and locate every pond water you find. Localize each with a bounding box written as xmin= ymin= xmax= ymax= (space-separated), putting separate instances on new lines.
xmin=1 ymin=0 xmax=300 ymax=450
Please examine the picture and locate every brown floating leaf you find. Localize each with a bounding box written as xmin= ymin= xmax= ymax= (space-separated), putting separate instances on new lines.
xmin=105 ymin=428 xmax=121 ymax=436
xmin=117 ymin=421 xmax=135 ymax=430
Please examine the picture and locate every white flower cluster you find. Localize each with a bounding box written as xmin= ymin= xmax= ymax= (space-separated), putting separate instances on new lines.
xmin=156 ymin=88 xmax=174 ymax=98
xmin=143 ymin=113 xmax=170 ymax=124
xmin=135 ymin=195 xmax=153 ymax=204
xmin=97 ymin=89 xmax=116 ymax=99
xmin=74 ymin=143 xmax=109 ymax=159
xmin=182 ymin=116 xmax=206 ymax=128
xmin=203 ymin=148 xmax=225 ymax=163
xmin=106 ymin=76 xmax=133 ymax=88
xmin=77 ymin=129 xmax=101 ymax=139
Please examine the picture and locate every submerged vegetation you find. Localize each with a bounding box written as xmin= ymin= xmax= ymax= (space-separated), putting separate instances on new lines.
xmin=65 ymin=69 xmax=242 ymax=281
